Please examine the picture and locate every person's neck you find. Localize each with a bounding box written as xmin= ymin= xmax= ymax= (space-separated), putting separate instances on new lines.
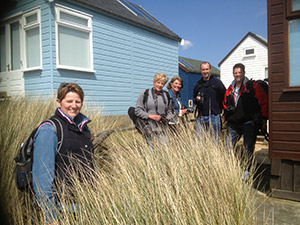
xmin=172 ymin=89 xmax=178 ymax=95
xmin=154 ymin=89 xmax=161 ymax=95
xmin=203 ymin=75 xmax=211 ymax=81
xmin=235 ymin=81 xmax=242 ymax=88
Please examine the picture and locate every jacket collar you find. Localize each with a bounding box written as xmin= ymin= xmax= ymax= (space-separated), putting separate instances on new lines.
xmin=231 ymin=76 xmax=249 ymax=89
xmin=56 ymin=108 xmax=91 ymax=131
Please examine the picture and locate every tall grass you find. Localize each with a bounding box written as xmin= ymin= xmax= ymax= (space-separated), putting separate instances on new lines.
xmin=0 ymin=97 xmax=260 ymax=224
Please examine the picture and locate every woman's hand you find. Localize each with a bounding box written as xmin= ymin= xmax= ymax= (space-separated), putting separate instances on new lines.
xmin=181 ymin=109 xmax=188 ymax=115
xmin=148 ymin=114 xmax=162 ymax=122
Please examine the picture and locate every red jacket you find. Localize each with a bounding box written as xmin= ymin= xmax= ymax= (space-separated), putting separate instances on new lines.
xmin=223 ymin=79 xmax=268 ymax=124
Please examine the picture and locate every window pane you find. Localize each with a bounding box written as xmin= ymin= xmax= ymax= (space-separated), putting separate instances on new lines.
xmin=265 ymin=67 xmax=268 ymax=79
xmin=289 ymin=19 xmax=300 ymax=86
xmin=58 ymin=25 xmax=90 ymax=68
xmin=60 ymin=11 xmax=88 ymax=27
xmin=10 ymin=22 xmax=20 ymax=70
xmin=0 ymin=27 xmax=6 ymax=72
xmin=293 ymin=0 xmax=300 ymax=11
xmin=25 ymin=13 xmax=37 ymax=25
xmin=245 ymin=49 xmax=254 ymax=55
xmin=26 ymin=27 xmax=40 ymax=68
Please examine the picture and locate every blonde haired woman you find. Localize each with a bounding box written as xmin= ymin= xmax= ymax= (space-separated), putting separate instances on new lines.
xmin=135 ymin=73 xmax=175 ymax=140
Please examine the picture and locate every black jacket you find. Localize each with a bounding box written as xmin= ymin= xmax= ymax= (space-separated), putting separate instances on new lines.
xmin=52 ymin=109 xmax=94 ymax=191
xmin=193 ymin=75 xmax=226 ymax=116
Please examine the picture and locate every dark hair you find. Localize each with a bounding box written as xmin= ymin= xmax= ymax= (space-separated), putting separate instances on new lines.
xmin=57 ymin=82 xmax=84 ymax=102
xmin=200 ymin=61 xmax=211 ymax=69
xmin=166 ymin=76 xmax=184 ymax=90
xmin=233 ymin=63 xmax=245 ymax=73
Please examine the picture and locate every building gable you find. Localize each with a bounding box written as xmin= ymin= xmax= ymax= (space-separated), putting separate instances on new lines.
xmin=219 ymin=32 xmax=268 ymax=88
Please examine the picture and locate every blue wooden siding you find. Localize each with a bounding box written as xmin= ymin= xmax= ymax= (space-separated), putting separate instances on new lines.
xmin=178 ymin=68 xmax=202 ymax=107
xmin=21 ymin=0 xmax=179 ymax=115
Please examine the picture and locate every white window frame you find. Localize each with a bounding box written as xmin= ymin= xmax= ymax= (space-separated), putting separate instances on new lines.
xmin=243 ymin=47 xmax=255 ymax=57
xmin=55 ymin=4 xmax=94 ymax=73
xmin=264 ymin=66 xmax=268 ymax=79
xmin=22 ymin=8 xmax=42 ymax=71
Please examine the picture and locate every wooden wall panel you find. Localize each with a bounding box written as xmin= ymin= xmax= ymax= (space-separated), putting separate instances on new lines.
xmin=270 ymin=63 xmax=284 ymax=73
xmin=270 ymin=24 xmax=284 ymax=35
xmin=281 ymin=160 xmax=294 ymax=191
xmin=273 ymin=112 xmax=300 ymax=120
xmin=270 ymin=53 xmax=284 ymax=63
xmin=270 ymin=150 xmax=300 ymax=161
xmin=271 ymin=82 xmax=285 ymax=92
xmin=272 ymin=92 xmax=300 ymax=102
xmin=273 ymin=141 xmax=300 ymax=151
xmin=269 ymin=43 xmax=284 ymax=54
xmin=272 ymin=122 xmax=300 ymax=131
xmin=271 ymin=73 xmax=284 ymax=82
xmin=270 ymin=14 xmax=284 ymax=24
xmin=272 ymin=132 xmax=300 ymax=141
xmin=272 ymin=102 xmax=300 ymax=111
xmin=269 ymin=3 xmax=283 ymax=15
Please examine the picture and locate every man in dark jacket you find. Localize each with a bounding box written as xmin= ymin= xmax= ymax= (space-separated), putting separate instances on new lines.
xmin=223 ymin=63 xmax=268 ymax=168
xmin=193 ymin=62 xmax=226 ymax=136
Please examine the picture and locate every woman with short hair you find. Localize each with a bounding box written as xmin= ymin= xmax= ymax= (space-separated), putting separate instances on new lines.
xmin=135 ymin=73 xmax=175 ymax=139
xmin=32 ymin=82 xmax=94 ymax=224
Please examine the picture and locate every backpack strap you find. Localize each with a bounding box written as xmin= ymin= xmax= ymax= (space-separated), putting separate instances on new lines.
xmin=142 ymin=89 xmax=149 ymax=106
xmin=246 ymin=79 xmax=255 ymax=97
xmin=43 ymin=118 xmax=64 ymax=153
xmin=164 ymin=90 xmax=171 ymax=106
xmin=143 ymin=89 xmax=171 ymax=107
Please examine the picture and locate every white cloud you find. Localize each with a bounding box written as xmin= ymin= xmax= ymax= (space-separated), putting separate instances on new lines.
xmin=180 ymin=39 xmax=193 ymax=50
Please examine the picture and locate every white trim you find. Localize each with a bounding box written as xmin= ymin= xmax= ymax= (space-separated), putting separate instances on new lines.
xmin=57 ymin=65 xmax=95 ymax=73
xmin=55 ymin=4 xmax=93 ymax=18
xmin=23 ymin=66 xmax=42 ymax=72
xmin=22 ymin=8 xmax=42 ymax=70
xmin=117 ymin=0 xmax=138 ymax=17
xmin=55 ymin=4 xmax=94 ymax=72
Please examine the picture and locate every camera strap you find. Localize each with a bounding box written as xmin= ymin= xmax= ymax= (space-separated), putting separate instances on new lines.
xmin=151 ymin=88 xmax=168 ymax=116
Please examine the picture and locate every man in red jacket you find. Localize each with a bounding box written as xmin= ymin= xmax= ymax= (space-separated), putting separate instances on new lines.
xmin=223 ymin=63 xmax=268 ymax=169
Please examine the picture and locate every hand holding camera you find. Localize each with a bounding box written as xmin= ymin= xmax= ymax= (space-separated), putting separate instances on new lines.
xmin=196 ymin=92 xmax=205 ymax=105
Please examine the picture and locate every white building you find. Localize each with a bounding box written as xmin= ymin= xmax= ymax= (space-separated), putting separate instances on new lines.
xmin=219 ymin=32 xmax=268 ymax=89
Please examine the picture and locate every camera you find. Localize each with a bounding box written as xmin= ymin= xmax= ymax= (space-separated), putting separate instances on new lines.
xmin=197 ymin=92 xmax=205 ymax=105
xmin=182 ymin=105 xmax=194 ymax=113
xmin=160 ymin=115 xmax=169 ymax=125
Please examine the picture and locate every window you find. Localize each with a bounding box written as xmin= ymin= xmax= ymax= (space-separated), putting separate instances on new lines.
xmin=23 ymin=9 xmax=41 ymax=69
xmin=264 ymin=67 xmax=268 ymax=79
xmin=289 ymin=19 xmax=300 ymax=86
xmin=11 ymin=21 xmax=21 ymax=70
xmin=55 ymin=5 xmax=93 ymax=72
xmin=244 ymin=48 xmax=255 ymax=57
xmin=0 ymin=27 xmax=5 ymax=72
xmin=293 ymin=0 xmax=300 ymax=11
xmin=286 ymin=0 xmax=300 ymax=88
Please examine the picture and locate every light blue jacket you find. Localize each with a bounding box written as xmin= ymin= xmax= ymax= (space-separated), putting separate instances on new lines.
xmin=168 ymin=89 xmax=182 ymax=115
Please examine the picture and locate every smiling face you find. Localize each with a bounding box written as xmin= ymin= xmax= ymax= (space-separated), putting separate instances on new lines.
xmin=153 ymin=80 xmax=166 ymax=92
xmin=233 ymin=67 xmax=245 ymax=85
xmin=171 ymin=79 xmax=182 ymax=94
xmin=201 ymin=63 xmax=211 ymax=81
xmin=57 ymin=91 xmax=83 ymax=118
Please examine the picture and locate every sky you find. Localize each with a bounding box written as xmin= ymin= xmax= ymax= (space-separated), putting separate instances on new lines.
xmin=128 ymin=0 xmax=267 ymax=69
